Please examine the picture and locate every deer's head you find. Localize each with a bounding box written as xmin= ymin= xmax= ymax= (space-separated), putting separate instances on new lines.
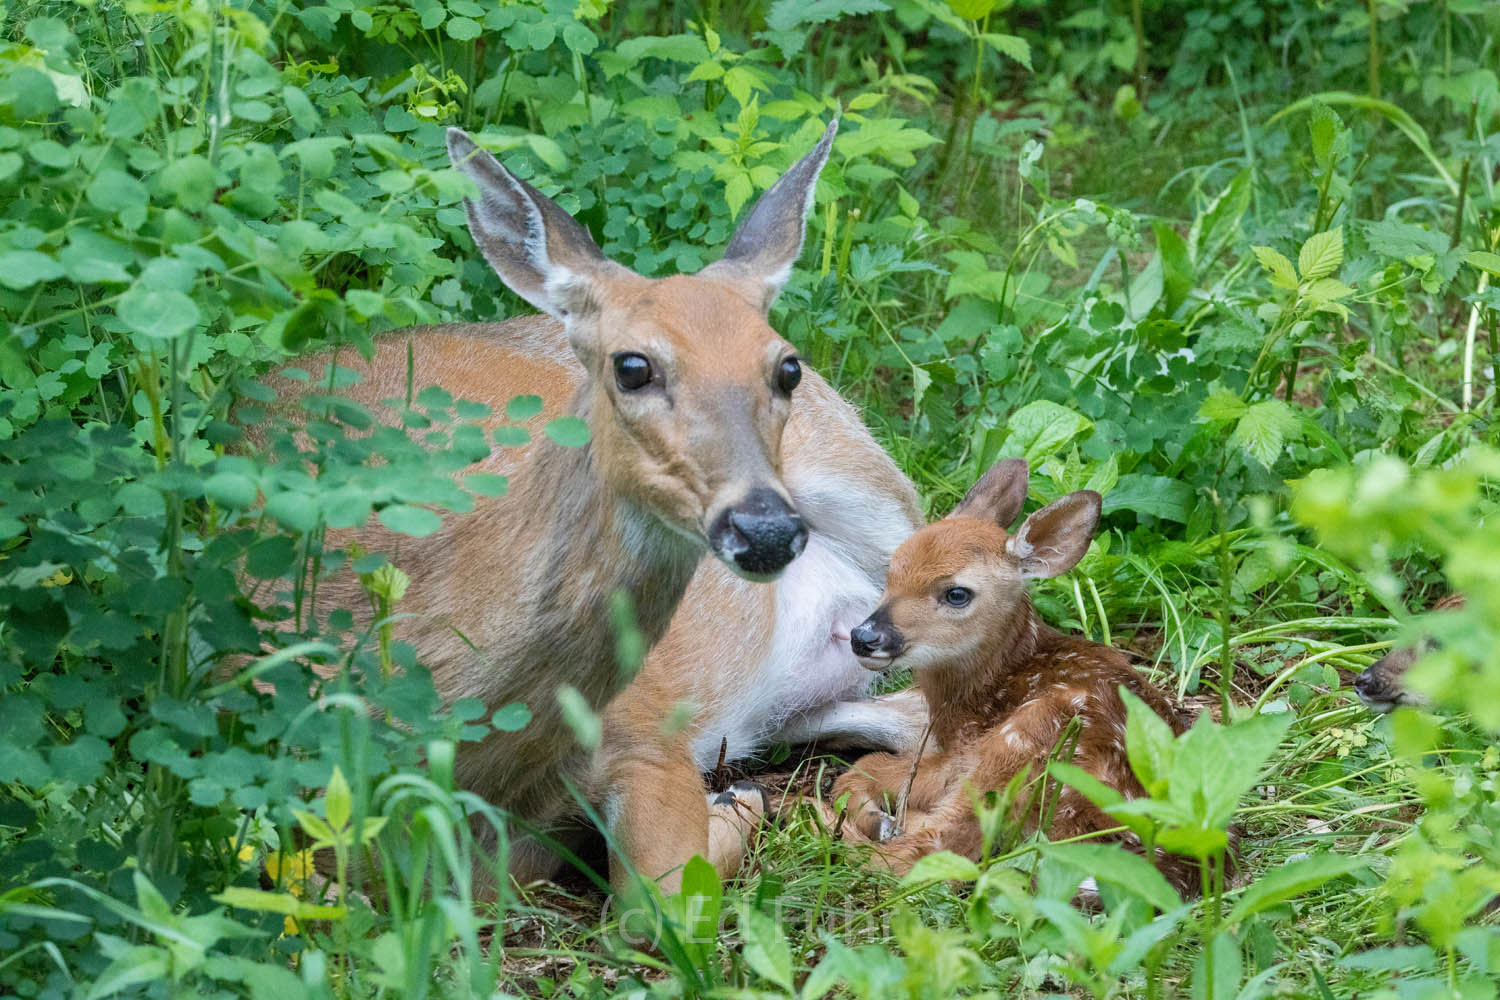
xmin=447 ymin=123 xmax=840 ymax=580
xmin=851 ymin=460 xmax=1102 ymax=673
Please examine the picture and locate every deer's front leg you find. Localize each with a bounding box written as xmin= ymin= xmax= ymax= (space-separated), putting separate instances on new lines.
xmin=604 ymin=745 xmax=713 ymax=896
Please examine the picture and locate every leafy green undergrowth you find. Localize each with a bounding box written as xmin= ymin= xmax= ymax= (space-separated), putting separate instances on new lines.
xmin=3 ymin=0 xmax=1500 ymax=996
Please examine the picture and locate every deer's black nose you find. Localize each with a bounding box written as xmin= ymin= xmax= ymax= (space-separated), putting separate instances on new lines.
xmin=850 ymin=611 xmax=903 ymax=663
xmin=709 ymin=487 xmax=807 ymax=580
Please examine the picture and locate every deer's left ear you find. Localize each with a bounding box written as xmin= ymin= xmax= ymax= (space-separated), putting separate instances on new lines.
xmin=949 ymin=458 xmax=1029 ymax=527
xmin=698 ymin=119 xmax=837 ymax=314
xmin=1008 ymin=490 xmax=1101 ymax=579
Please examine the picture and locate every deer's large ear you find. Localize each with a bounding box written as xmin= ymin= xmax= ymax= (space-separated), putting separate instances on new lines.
xmin=1007 ymin=490 xmax=1101 ymax=579
xmin=698 ymin=119 xmax=837 ymax=314
xmin=448 ymin=129 xmax=623 ymax=322
xmin=949 ymin=458 xmax=1029 ymax=527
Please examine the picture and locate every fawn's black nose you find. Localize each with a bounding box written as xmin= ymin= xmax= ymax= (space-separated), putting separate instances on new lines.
xmin=709 ymin=487 xmax=807 ymax=580
xmin=850 ymin=611 xmax=904 ymax=664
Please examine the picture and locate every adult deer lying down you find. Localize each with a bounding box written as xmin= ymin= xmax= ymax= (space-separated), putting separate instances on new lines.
xmin=831 ymin=460 xmax=1201 ymax=895
xmin=268 ymin=121 xmax=928 ymax=889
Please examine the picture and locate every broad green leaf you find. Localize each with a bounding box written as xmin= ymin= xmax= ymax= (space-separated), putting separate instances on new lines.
xmin=678 ymin=855 xmax=722 ymax=956
xmin=947 ymin=0 xmax=996 ymax=19
xmin=1230 ymin=399 xmax=1300 ymax=469
xmin=1308 ymin=101 xmax=1341 ymax=171
xmin=545 ymin=416 xmax=591 ymax=447
xmin=1466 ymin=250 xmax=1500 ymax=277
xmin=1000 ymin=400 xmax=1092 ymax=467
xmin=378 ymin=504 xmax=443 ymax=537
xmin=1043 ymin=841 xmax=1181 ymax=912
xmin=1226 ymin=854 xmax=1364 ymax=923
xmin=1198 ymin=390 xmax=1247 ymax=422
xmin=506 ymin=394 xmax=543 ymax=420
xmin=1121 ymin=689 xmax=1176 ymax=797
xmin=0 ymin=250 xmax=63 ymax=290
xmin=737 ymin=902 xmax=794 ymax=991
xmin=116 ymin=286 xmax=200 ymax=340
xmin=1297 ymin=227 xmax=1343 ymax=281
xmin=492 ymin=703 xmax=531 ymax=732
xmin=1250 ymin=245 xmax=1298 ymax=290
xmin=265 ymin=491 xmax=320 ymax=533
xmin=1152 ymin=221 xmax=1193 ymax=314
xmin=901 ymin=850 xmax=980 ymax=884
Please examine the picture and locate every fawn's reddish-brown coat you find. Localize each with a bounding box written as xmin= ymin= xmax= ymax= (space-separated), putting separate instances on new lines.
xmin=834 ymin=459 xmax=1200 ymax=894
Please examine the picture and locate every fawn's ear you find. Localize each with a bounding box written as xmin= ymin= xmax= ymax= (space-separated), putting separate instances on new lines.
xmin=1007 ymin=490 xmax=1101 ymax=578
xmin=949 ymin=458 xmax=1029 ymax=527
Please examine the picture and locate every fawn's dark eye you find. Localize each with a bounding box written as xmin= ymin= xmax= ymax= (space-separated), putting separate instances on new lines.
xmin=942 ymin=586 xmax=973 ymax=608
xmin=776 ymin=356 xmax=802 ymax=394
xmin=613 ymin=353 xmax=653 ymax=391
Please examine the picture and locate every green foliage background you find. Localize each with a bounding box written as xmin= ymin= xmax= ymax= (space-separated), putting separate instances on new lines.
xmin=3 ymin=0 xmax=1500 ymax=996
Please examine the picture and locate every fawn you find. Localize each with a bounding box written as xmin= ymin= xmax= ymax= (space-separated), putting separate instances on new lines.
xmin=262 ymin=121 xmax=929 ymax=891
xmin=832 ymin=459 xmax=1200 ymax=894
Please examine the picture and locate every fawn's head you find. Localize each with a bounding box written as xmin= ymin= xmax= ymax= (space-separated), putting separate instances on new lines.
xmin=851 ymin=459 xmax=1102 ymax=672
xmin=447 ymin=124 xmax=841 ymax=580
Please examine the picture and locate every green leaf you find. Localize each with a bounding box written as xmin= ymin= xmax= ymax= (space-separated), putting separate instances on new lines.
xmin=901 ymin=850 xmax=980 ymax=884
xmin=445 ymin=15 xmax=480 ymax=39
xmin=1297 ymin=227 xmax=1343 ymax=281
xmin=1250 ymin=245 xmax=1298 ymax=290
xmin=492 ymin=703 xmax=531 ymax=732
xmin=556 ymin=685 xmax=602 ymax=750
xmin=464 ymin=472 xmax=508 ymax=498
xmin=265 ymin=491 xmax=320 ymax=533
xmin=980 ymin=33 xmax=1031 ymax=69
xmin=116 ymin=286 xmax=201 ymax=340
xmin=1198 ymin=390 xmax=1248 ymax=422
xmin=325 ymin=765 xmax=352 ymax=831
xmin=1229 ymin=399 xmax=1300 ymax=468
xmin=1000 ymin=400 xmax=1092 ymax=467
xmin=377 ymin=504 xmax=443 ymax=537
xmin=545 ymin=416 xmax=591 ymax=447
xmin=1465 ymin=250 xmax=1500 ymax=277
xmin=1101 ymin=474 xmax=1193 ymax=523
xmin=505 ymin=394 xmax=543 ymax=420
xmin=494 ymin=425 xmax=530 ymax=446
xmin=1308 ymin=101 xmax=1341 ymax=171
xmin=1152 ymin=221 xmax=1193 ymax=314
xmin=213 ymin=887 xmax=347 ymax=921
xmin=1226 ymin=854 xmax=1364 ymax=923
xmin=204 ymin=472 xmax=259 ymax=509
xmin=737 ymin=902 xmax=794 ymax=991
xmin=947 ymin=0 xmax=996 ymax=19
xmin=0 ymin=250 xmax=63 ymax=290
xmin=1122 ymin=689 xmax=1176 ymax=797
xmin=1043 ymin=842 xmax=1182 ymax=912
xmin=766 ymin=0 xmax=890 ymax=32
xmin=679 ymin=855 xmax=722 ymax=960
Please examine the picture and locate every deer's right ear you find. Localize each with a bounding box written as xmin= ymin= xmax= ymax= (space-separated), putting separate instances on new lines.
xmin=447 ymin=128 xmax=619 ymax=322
xmin=949 ymin=458 xmax=1030 ymax=527
xmin=698 ymin=119 xmax=837 ymax=314
xmin=1007 ymin=490 xmax=1102 ymax=579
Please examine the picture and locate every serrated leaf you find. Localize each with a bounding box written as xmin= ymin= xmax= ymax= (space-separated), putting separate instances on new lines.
xmin=1198 ymin=390 xmax=1247 ymax=422
xmin=1297 ymin=227 xmax=1343 ymax=281
xmin=980 ymin=33 xmax=1031 ymax=69
xmin=1251 ymin=245 xmax=1298 ymax=290
xmin=1044 ymin=842 xmax=1182 ymax=912
xmin=1230 ymin=399 xmax=1300 ymax=468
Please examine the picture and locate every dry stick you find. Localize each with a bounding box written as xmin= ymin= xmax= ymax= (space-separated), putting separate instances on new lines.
xmin=895 ymin=720 xmax=935 ymax=829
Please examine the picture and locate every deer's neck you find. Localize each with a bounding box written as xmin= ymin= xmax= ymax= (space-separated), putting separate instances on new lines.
xmin=511 ymin=396 xmax=703 ymax=711
xmin=918 ymin=600 xmax=1061 ymax=747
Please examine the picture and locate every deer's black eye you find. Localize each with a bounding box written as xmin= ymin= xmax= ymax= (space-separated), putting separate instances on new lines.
xmin=942 ymin=587 xmax=973 ymax=608
xmin=613 ymin=353 xmax=653 ymax=391
xmin=776 ymin=356 xmax=802 ymax=394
